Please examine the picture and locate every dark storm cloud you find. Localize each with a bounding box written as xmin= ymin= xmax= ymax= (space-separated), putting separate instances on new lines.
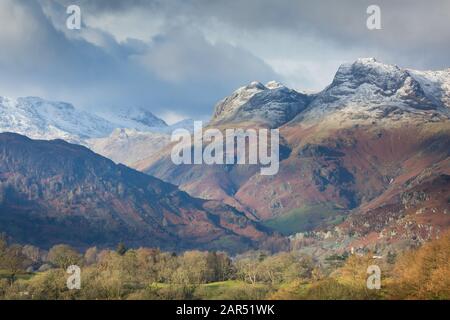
xmin=71 ymin=0 xmax=450 ymax=69
xmin=0 ymin=0 xmax=278 ymax=120
xmin=0 ymin=0 xmax=449 ymax=121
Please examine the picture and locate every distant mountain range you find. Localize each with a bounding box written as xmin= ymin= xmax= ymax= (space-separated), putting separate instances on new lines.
xmin=0 ymin=97 xmax=193 ymax=166
xmin=0 ymin=96 xmax=115 ymax=143
xmin=0 ymin=97 xmax=193 ymax=142
xmin=0 ymin=57 xmax=449 ymax=255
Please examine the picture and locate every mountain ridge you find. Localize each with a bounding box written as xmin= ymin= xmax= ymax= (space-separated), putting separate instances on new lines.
xmin=0 ymin=96 xmax=180 ymax=142
xmin=140 ymin=58 xmax=450 ymax=253
xmin=0 ymin=132 xmax=282 ymax=252
xmin=1 ymin=58 xmax=449 ymax=254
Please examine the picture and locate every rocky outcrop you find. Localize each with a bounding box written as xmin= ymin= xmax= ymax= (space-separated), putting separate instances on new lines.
xmin=210 ymin=81 xmax=311 ymax=128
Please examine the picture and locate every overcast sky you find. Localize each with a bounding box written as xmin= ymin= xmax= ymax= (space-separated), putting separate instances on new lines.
xmin=0 ymin=0 xmax=449 ymax=123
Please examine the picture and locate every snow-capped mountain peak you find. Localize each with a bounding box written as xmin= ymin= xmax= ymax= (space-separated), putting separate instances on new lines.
xmin=0 ymin=96 xmax=115 ymax=143
xmin=211 ymin=80 xmax=310 ymax=128
xmin=297 ymin=58 xmax=450 ymax=124
xmin=246 ymin=81 xmax=266 ymax=90
xmin=96 ymin=107 xmax=168 ymax=132
xmin=332 ymin=57 xmax=407 ymax=93
xmin=211 ymin=81 xmax=267 ymax=123
xmin=407 ymin=68 xmax=450 ymax=109
xmin=265 ymin=81 xmax=285 ymax=89
xmin=0 ymin=95 xmax=179 ymax=145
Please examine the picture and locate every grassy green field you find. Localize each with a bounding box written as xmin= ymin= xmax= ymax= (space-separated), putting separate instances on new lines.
xmin=0 ymin=270 xmax=34 ymax=281
xmin=263 ymin=203 xmax=345 ymax=235
xmin=195 ymin=280 xmax=271 ymax=300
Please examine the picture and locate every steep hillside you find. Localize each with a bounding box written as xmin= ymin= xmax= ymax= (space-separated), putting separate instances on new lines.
xmin=0 ymin=133 xmax=280 ymax=252
xmin=87 ymin=128 xmax=171 ymax=166
xmin=140 ymin=59 xmax=450 ymax=243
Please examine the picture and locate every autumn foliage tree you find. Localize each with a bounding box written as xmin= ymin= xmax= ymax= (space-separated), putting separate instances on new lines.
xmin=389 ymin=230 xmax=450 ymax=299
xmin=47 ymin=244 xmax=82 ymax=270
xmin=0 ymin=236 xmax=30 ymax=284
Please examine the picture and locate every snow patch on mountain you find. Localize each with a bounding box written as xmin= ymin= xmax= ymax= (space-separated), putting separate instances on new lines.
xmin=0 ymin=96 xmax=115 ymax=143
xmin=87 ymin=128 xmax=171 ymax=166
xmin=408 ymin=68 xmax=450 ymax=110
xmin=165 ymin=118 xmax=195 ymax=133
xmin=212 ymin=81 xmax=267 ymax=122
xmin=95 ymin=107 xmax=168 ymax=132
xmin=87 ymin=117 xmax=196 ymax=165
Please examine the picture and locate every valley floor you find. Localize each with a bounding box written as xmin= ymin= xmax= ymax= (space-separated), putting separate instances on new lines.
xmin=0 ymin=230 xmax=448 ymax=300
